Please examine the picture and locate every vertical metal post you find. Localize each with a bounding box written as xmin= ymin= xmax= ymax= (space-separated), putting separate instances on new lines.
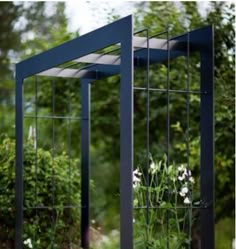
xmin=120 ymin=16 xmax=133 ymax=249
xmin=145 ymin=29 xmax=150 ymax=246
xmin=200 ymin=26 xmax=214 ymax=249
xmin=166 ymin=30 xmax=170 ymax=249
xmin=81 ymin=79 xmax=90 ymax=248
xmin=15 ymin=72 xmax=24 ymax=249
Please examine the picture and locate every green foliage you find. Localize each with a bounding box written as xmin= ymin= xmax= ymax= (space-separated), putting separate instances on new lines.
xmin=207 ymin=2 xmax=235 ymax=219
xmin=134 ymin=1 xmax=235 ymax=221
xmin=0 ymin=2 xmax=22 ymax=79
xmin=215 ymin=217 xmax=235 ymax=249
xmin=19 ymin=2 xmax=76 ymax=59
xmin=0 ymin=2 xmax=77 ymax=138
xmin=0 ymin=2 xmax=22 ymax=137
xmin=0 ymin=136 xmax=81 ymax=248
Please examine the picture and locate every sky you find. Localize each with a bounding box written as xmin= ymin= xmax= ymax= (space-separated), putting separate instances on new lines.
xmin=65 ymin=1 xmax=211 ymax=34
xmin=65 ymin=1 xmax=136 ymax=34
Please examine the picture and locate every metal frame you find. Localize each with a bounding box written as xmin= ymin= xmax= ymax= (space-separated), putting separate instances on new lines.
xmin=16 ymin=15 xmax=134 ymax=249
xmin=81 ymin=79 xmax=90 ymax=248
xmin=15 ymin=15 xmax=214 ymax=249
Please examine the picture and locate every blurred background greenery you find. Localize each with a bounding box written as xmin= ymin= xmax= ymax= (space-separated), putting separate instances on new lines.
xmin=0 ymin=1 xmax=235 ymax=248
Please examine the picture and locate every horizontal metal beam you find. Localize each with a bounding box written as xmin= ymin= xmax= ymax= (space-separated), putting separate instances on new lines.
xmin=16 ymin=23 xmax=210 ymax=80
xmin=37 ymin=48 xmax=185 ymax=79
xmin=134 ymin=48 xmax=184 ymax=65
xmin=72 ymin=37 xmax=185 ymax=65
xmin=72 ymin=36 xmax=184 ymax=65
xmin=31 ymin=36 xmax=188 ymax=79
xmin=16 ymin=15 xmax=132 ymax=79
xmin=37 ymin=64 xmax=120 ymax=79
xmin=37 ymin=67 xmax=96 ymax=79
xmin=74 ymin=53 xmax=120 ymax=65
xmin=35 ymin=27 xmax=212 ymax=80
xmin=133 ymin=36 xmax=185 ymax=50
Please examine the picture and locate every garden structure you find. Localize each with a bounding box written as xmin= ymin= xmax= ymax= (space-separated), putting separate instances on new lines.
xmin=15 ymin=15 xmax=214 ymax=248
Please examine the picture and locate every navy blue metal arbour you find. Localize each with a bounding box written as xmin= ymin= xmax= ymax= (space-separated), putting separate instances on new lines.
xmin=15 ymin=15 xmax=214 ymax=248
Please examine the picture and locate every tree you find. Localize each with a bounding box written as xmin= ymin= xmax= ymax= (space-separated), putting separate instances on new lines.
xmin=0 ymin=2 xmax=76 ymax=137
xmin=0 ymin=2 xmax=22 ymax=136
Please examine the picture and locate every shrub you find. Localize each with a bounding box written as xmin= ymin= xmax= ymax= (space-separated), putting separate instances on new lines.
xmin=0 ymin=136 xmax=81 ymax=248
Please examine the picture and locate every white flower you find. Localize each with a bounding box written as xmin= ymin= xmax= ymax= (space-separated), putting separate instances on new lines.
xmin=149 ymin=161 xmax=160 ymax=174
xmin=183 ymin=168 xmax=188 ymax=177
xmin=133 ymin=218 xmax=136 ymax=223
xmin=182 ymin=186 xmax=188 ymax=193
xmin=179 ymin=186 xmax=189 ymax=197
xmin=133 ymin=169 xmax=141 ymax=189
xmin=133 ymin=174 xmax=141 ymax=183
xmin=150 ymin=162 xmax=155 ymax=169
xmin=178 ymin=167 xmax=192 ymax=182
xmin=133 ymin=168 xmax=142 ymax=176
xmin=184 ymin=197 xmax=191 ymax=204
xmin=183 ymin=168 xmax=191 ymax=177
xmin=189 ymin=177 xmax=195 ymax=184
xmin=177 ymin=165 xmax=185 ymax=172
xmin=178 ymin=174 xmax=185 ymax=181
xmin=24 ymin=238 xmax=33 ymax=248
xmin=91 ymin=219 xmax=96 ymax=224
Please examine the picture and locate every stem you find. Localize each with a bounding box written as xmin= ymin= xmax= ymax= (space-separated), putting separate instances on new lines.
xmin=173 ymin=180 xmax=180 ymax=234
xmin=159 ymin=169 xmax=166 ymax=204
